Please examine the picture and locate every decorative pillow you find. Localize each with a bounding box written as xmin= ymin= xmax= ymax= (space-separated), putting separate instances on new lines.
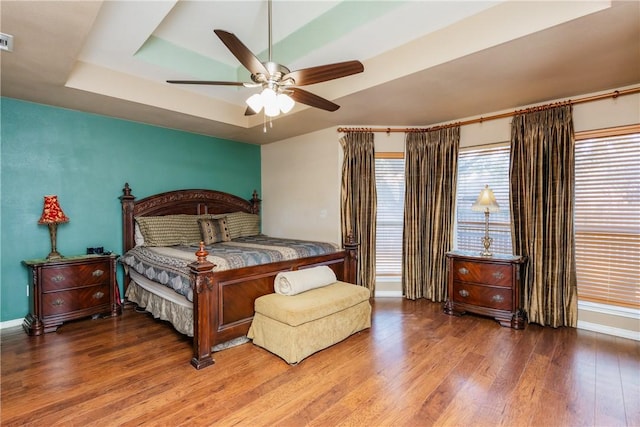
xmin=198 ymin=218 xmax=231 ymax=245
xmin=134 ymin=222 xmax=145 ymax=246
xmin=225 ymin=211 xmax=260 ymax=239
xmin=135 ymin=214 xmax=215 ymax=247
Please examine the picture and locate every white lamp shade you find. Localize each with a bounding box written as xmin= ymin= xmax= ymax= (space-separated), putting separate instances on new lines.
xmin=246 ymin=93 xmax=263 ymax=113
xmin=277 ymin=93 xmax=295 ymax=113
xmin=471 ymin=184 xmax=500 ymax=213
xmin=261 ymin=88 xmax=279 ymax=117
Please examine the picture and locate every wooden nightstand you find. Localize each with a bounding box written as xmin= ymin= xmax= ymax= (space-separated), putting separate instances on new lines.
xmin=443 ymin=251 xmax=526 ymax=329
xmin=22 ymin=254 xmax=121 ymax=335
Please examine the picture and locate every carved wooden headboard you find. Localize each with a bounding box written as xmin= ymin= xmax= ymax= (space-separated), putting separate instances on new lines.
xmin=119 ymin=183 xmax=261 ymax=255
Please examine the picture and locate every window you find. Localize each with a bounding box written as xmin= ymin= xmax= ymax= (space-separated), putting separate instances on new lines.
xmin=455 ymin=144 xmax=512 ymax=255
xmin=375 ymin=153 xmax=405 ymax=280
xmin=574 ymin=126 xmax=640 ymax=309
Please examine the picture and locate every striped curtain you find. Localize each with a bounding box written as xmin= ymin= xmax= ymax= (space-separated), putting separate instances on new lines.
xmin=340 ymin=132 xmax=377 ymax=293
xmin=510 ymin=105 xmax=578 ymax=327
xmin=402 ymin=128 xmax=459 ymax=301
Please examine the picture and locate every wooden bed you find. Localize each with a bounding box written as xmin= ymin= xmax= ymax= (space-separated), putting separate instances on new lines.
xmin=120 ymin=183 xmax=358 ymax=369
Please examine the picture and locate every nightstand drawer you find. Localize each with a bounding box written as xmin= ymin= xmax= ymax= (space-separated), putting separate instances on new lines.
xmin=42 ymin=284 xmax=111 ymax=316
xmin=41 ymin=261 xmax=110 ymax=292
xmin=452 ymin=282 xmax=512 ymax=310
xmin=452 ymin=260 xmax=511 ymax=287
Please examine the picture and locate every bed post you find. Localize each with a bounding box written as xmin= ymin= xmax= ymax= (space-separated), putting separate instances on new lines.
xmin=250 ymin=190 xmax=261 ymax=214
xmin=120 ymin=183 xmax=136 ymax=291
xmin=343 ymin=233 xmax=359 ymax=285
xmin=189 ymin=242 xmax=216 ymax=370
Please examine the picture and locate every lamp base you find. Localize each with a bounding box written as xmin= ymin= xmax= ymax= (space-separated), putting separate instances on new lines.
xmin=480 ymin=233 xmax=493 ymax=257
xmin=45 ymin=223 xmax=64 ymax=260
xmin=479 ymin=249 xmax=493 ymax=257
xmin=46 ymin=251 xmax=63 ymax=260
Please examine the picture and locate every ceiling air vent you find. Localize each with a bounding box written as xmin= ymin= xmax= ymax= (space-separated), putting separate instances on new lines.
xmin=0 ymin=33 xmax=14 ymax=52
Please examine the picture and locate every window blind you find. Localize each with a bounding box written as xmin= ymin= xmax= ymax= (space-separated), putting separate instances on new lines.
xmin=575 ymin=129 xmax=640 ymax=309
xmin=375 ymin=155 xmax=405 ymax=279
xmin=455 ymin=145 xmax=512 ymax=255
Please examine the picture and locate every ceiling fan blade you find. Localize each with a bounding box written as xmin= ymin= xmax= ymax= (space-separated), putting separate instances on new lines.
xmin=245 ymin=106 xmax=257 ymax=116
xmin=283 ymin=60 xmax=364 ymax=86
xmin=214 ymin=29 xmax=270 ymax=77
xmin=289 ymin=88 xmax=340 ymax=112
xmin=166 ymin=80 xmax=247 ymax=86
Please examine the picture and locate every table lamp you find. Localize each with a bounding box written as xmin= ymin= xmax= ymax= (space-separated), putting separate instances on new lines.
xmin=38 ymin=195 xmax=69 ymax=260
xmin=471 ymin=185 xmax=500 ymax=256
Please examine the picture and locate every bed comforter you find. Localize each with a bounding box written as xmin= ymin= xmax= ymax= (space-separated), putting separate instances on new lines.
xmin=119 ymin=235 xmax=339 ymax=302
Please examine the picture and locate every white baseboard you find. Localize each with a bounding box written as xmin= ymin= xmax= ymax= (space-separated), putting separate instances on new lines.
xmin=374 ymin=291 xmax=403 ymax=298
xmin=577 ymin=320 xmax=640 ymax=341
xmin=577 ymin=301 xmax=640 ymax=341
xmin=1 ymin=318 xmax=23 ymax=329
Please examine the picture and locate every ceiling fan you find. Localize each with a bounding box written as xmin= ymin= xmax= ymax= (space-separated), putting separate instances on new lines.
xmin=167 ymin=0 xmax=364 ymax=117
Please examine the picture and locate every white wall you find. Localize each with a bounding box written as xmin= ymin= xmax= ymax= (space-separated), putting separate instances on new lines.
xmin=261 ymin=128 xmax=342 ymax=245
xmin=261 ymin=86 xmax=640 ymax=338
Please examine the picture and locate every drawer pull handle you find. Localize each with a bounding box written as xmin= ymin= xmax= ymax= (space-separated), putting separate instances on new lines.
xmin=92 ymin=269 xmax=104 ymax=277
xmin=493 ymin=271 xmax=505 ymax=280
xmin=93 ymin=291 xmax=105 ymax=300
xmin=458 ymin=267 xmax=469 ymax=275
xmin=52 ymin=298 xmax=64 ymax=306
xmin=458 ymin=289 xmax=469 ymax=298
xmin=51 ymin=275 xmax=65 ymax=283
xmin=492 ymin=294 xmax=504 ymax=303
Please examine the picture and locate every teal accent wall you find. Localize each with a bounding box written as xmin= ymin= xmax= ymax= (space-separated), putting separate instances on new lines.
xmin=0 ymin=97 xmax=261 ymax=322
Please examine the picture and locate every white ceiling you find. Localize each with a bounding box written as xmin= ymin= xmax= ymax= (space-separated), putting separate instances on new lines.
xmin=1 ymin=0 xmax=639 ymax=145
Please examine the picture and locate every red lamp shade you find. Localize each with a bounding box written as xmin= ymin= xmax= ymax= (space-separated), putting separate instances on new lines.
xmin=38 ymin=195 xmax=69 ymax=224
xmin=38 ymin=195 xmax=69 ymax=260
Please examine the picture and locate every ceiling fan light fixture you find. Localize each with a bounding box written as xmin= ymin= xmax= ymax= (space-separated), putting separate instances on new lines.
xmin=264 ymin=103 xmax=280 ymax=117
xmin=261 ymin=87 xmax=277 ymax=105
xmin=277 ymin=93 xmax=295 ymax=113
xmin=246 ymin=93 xmax=263 ymax=113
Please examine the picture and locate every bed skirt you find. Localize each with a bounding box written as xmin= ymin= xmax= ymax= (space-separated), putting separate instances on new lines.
xmin=125 ymin=273 xmax=194 ymax=337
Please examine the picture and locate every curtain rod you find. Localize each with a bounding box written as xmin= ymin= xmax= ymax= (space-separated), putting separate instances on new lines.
xmin=337 ymin=86 xmax=640 ymax=134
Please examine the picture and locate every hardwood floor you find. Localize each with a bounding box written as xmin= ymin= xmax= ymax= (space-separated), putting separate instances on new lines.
xmin=2 ymin=298 xmax=638 ymax=426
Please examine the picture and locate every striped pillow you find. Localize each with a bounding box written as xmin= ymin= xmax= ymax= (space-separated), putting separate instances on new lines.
xmin=198 ymin=218 xmax=231 ymax=245
xmin=225 ymin=212 xmax=260 ymax=239
xmin=135 ymin=214 xmax=218 ymax=246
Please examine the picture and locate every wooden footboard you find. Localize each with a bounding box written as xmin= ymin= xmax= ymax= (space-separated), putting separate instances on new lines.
xmin=121 ymin=183 xmax=358 ymax=370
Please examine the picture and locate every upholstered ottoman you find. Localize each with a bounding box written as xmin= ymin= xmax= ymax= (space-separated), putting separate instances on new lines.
xmin=247 ymin=281 xmax=371 ymax=364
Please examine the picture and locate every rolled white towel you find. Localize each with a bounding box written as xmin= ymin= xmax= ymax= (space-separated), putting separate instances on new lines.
xmin=274 ymin=266 xmax=337 ymax=296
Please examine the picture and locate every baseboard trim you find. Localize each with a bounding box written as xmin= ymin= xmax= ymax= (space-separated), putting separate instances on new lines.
xmin=577 ymin=320 xmax=640 ymax=341
xmin=375 ymin=291 xmax=403 ymax=298
xmin=577 ymin=301 xmax=639 ymax=341
xmin=1 ymin=318 xmax=23 ymax=329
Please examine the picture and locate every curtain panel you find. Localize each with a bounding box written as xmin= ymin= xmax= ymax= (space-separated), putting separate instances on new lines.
xmin=510 ymin=105 xmax=578 ymax=327
xmin=402 ymin=128 xmax=459 ymax=301
xmin=340 ymin=132 xmax=377 ymax=294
